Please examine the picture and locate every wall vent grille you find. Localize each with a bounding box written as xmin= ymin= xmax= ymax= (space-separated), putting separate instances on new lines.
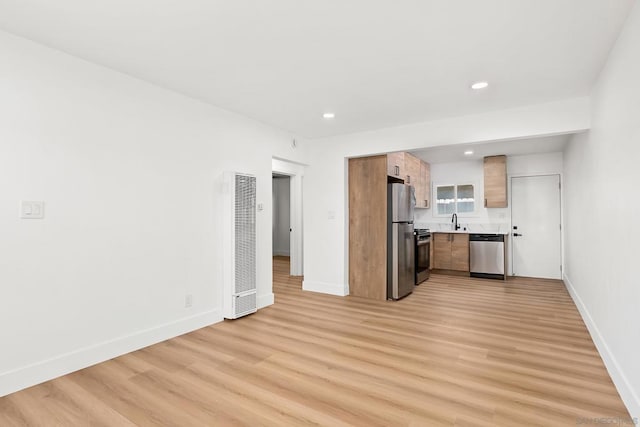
xmin=234 ymin=174 xmax=256 ymax=294
xmin=223 ymin=172 xmax=258 ymax=319
xmin=234 ymin=293 xmax=257 ymax=317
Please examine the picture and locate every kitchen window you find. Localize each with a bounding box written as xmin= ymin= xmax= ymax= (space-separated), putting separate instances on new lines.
xmin=435 ymin=183 xmax=476 ymax=216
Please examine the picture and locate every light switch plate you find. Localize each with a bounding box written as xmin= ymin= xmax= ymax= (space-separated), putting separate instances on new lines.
xmin=21 ymin=201 xmax=45 ymax=219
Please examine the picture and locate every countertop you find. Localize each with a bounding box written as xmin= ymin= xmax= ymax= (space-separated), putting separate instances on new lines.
xmin=430 ymin=230 xmax=510 ymax=235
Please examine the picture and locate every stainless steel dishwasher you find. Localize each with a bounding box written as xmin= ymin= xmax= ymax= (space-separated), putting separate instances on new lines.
xmin=469 ymin=234 xmax=506 ymax=280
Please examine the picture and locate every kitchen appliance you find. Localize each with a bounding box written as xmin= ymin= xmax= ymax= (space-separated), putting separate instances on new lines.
xmin=387 ymin=183 xmax=416 ymax=300
xmin=469 ymin=233 xmax=506 ymax=280
xmin=414 ymin=229 xmax=431 ymax=285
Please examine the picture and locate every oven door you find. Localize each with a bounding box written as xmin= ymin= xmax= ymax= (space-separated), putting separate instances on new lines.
xmin=416 ymin=237 xmax=430 ymax=284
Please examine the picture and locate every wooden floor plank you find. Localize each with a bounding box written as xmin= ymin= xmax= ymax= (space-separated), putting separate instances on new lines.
xmin=0 ymin=256 xmax=631 ymax=426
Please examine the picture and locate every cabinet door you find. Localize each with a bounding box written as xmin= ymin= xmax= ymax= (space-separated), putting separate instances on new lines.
xmin=404 ymin=153 xmax=421 ymax=187
xmin=349 ymin=156 xmax=388 ymax=300
xmin=387 ymin=152 xmax=405 ymax=178
xmin=484 ymin=155 xmax=507 ymax=208
xmin=415 ymin=161 xmax=424 ymax=208
xmin=451 ymin=233 xmax=470 ymax=272
xmin=419 ymin=161 xmax=431 ymax=208
xmin=433 ymin=233 xmax=452 ymax=270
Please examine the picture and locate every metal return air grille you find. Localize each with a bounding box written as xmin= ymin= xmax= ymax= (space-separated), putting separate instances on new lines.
xmin=234 ymin=174 xmax=256 ymax=294
xmin=235 ymin=293 xmax=257 ymax=317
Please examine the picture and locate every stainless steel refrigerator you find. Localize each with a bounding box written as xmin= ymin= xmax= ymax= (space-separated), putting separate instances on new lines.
xmin=387 ymin=183 xmax=416 ymax=300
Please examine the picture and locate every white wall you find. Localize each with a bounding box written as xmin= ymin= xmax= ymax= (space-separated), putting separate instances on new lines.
xmin=272 ymin=176 xmax=290 ymax=256
xmin=414 ymin=160 xmax=508 ymax=232
xmin=415 ymin=152 xmax=564 ymax=231
xmin=0 ymin=30 xmax=307 ymax=396
xmin=563 ymin=1 xmax=640 ymax=418
xmin=302 ymin=99 xmax=588 ymax=296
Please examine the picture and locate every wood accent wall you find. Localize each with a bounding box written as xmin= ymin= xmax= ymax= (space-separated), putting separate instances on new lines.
xmin=349 ymin=156 xmax=388 ymax=300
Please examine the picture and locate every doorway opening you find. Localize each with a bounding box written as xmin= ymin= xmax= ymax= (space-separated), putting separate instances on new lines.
xmin=272 ymin=158 xmax=304 ymax=287
xmin=272 ymin=174 xmax=291 ymax=258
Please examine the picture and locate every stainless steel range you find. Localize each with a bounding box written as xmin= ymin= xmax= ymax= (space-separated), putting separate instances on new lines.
xmin=414 ymin=229 xmax=431 ymax=284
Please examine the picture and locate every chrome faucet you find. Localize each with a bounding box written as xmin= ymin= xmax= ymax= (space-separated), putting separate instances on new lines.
xmin=451 ymin=213 xmax=460 ymax=231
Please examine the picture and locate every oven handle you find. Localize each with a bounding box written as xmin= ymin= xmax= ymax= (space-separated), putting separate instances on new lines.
xmin=417 ymin=240 xmax=430 ymax=246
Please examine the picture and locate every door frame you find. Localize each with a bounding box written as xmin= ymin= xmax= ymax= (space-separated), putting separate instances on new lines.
xmin=508 ymin=173 xmax=564 ymax=278
xmin=272 ymin=157 xmax=305 ymax=276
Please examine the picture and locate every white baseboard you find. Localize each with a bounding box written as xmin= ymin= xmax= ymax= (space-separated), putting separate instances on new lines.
xmin=302 ymin=280 xmax=348 ymax=296
xmin=564 ymin=274 xmax=639 ymax=420
xmin=257 ymin=293 xmax=274 ymax=309
xmin=0 ymin=309 xmax=222 ymax=398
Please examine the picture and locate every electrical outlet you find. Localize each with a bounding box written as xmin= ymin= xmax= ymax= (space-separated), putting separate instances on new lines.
xmin=185 ymin=294 xmax=193 ymax=308
xmin=21 ymin=201 xmax=45 ymax=219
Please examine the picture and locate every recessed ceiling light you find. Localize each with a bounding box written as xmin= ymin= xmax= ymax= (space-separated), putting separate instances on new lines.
xmin=471 ymin=81 xmax=489 ymax=90
xmin=464 ymin=150 xmax=474 ymax=155
xmin=322 ymin=112 xmax=335 ymax=119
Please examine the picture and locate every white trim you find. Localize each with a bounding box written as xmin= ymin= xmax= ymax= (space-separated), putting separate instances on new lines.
xmin=272 ymin=158 xmax=305 ymax=276
xmin=564 ymin=274 xmax=640 ymax=420
xmin=257 ymin=293 xmax=275 ymax=309
xmin=0 ymin=309 xmax=222 ymax=398
xmin=302 ymin=280 xmax=349 ymax=296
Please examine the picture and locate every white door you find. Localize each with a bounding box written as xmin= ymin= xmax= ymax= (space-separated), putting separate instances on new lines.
xmin=511 ymin=175 xmax=562 ymax=279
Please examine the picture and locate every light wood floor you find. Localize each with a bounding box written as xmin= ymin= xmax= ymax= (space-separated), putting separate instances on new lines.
xmin=0 ymin=257 xmax=630 ymax=426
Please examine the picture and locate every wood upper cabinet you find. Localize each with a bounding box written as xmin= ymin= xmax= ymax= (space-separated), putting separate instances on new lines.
xmin=432 ymin=233 xmax=469 ymax=272
xmin=404 ymin=153 xmax=421 ymax=187
xmin=484 ymin=155 xmax=507 ymax=208
xmin=387 ymin=152 xmax=405 ymax=179
xmin=417 ymin=160 xmax=431 ymax=208
xmin=387 ymin=153 xmax=430 ymax=209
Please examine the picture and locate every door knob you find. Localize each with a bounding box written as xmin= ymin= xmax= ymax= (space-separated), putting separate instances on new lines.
xmin=513 ymin=233 xmax=523 ymax=237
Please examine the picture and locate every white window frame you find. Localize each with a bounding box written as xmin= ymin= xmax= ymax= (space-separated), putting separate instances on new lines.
xmin=433 ymin=182 xmax=478 ymax=217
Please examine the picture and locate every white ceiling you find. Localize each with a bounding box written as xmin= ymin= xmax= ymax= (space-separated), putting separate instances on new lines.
xmin=411 ymin=134 xmax=571 ymax=164
xmin=0 ymin=1 xmax=633 ymax=138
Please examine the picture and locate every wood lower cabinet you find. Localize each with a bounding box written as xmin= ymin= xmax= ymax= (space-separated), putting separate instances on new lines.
xmin=450 ymin=233 xmax=470 ymax=271
xmin=433 ymin=233 xmax=452 ymax=270
xmin=484 ymin=155 xmax=507 ymax=208
xmin=349 ymin=156 xmax=388 ymax=300
xmin=432 ymin=233 xmax=469 ymax=272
